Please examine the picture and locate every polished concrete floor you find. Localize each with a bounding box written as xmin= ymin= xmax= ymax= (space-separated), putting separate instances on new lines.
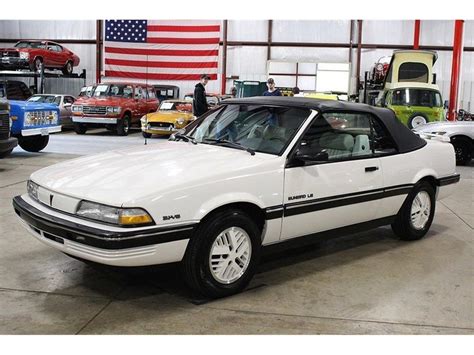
xmin=0 ymin=130 xmax=473 ymax=334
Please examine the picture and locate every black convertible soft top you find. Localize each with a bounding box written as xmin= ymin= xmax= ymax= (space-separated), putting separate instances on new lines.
xmin=222 ymin=96 xmax=426 ymax=154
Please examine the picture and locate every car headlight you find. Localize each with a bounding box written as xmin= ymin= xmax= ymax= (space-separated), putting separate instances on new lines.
xmin=140 ymin=115 xmax=148 ymax=124
xmin=27 ymin=180 xmax=39 ymax=201
xmin=76 ymin=200 xmax=154 ymax=226
xmin=106 ymin=106 xmax=121 ymax=114
xmin=19 ymin=52 xmax=29 ymax=60
xmin=176 ymin=117 xmax=185 ymax=125
xmin=72 ymin=105 xmax=83 ymax=112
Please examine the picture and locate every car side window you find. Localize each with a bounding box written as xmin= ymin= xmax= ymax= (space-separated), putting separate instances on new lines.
xmin=64 ymin=96 xmax=75 ymax=104
xmin=299 ymin=112 xmax=376 ymax=162
xmin=134 ymin=87 xmax=142 ymax=99
xmin=371 ymin=118 xmax=398 ymax=155
xmin=147 ymin=88 xmax=156 ymax=99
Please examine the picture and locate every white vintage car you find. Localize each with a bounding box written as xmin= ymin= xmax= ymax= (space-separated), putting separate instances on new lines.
xmin=414 ymin=120 xmax=474 ymax=165
xmin=13 ymin=97 xmax=460 ymax=298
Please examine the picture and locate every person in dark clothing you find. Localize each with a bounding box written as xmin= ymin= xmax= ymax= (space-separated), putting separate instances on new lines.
xmin=263 ymin=78 xmax=282 ymax=96
xmin=193 ymin=74 xmax=210 ymax=117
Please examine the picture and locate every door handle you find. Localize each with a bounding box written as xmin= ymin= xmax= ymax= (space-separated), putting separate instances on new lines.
xmin=365 ymin=166 xmax=379 ymax=172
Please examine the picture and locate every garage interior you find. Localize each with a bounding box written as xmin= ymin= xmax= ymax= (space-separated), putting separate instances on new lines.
xmin=0 ymin=19 xmax=473 ymax=335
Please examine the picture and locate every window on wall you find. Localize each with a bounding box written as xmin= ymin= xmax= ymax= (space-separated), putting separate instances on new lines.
xmin=398 ymin=62 xmax=429 ymax=83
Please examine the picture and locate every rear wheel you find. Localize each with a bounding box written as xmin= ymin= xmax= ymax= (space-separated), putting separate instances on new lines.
xmin=391 ymin=181 xmax=435 ymax=241
xmin=451 ymin=136 xmax=472 ymax=165
xmin=182 ymin=209 xmax=261 ymax=298
xmin=73 ymin=122 xmax=87 ymax=135
xmin=116 ymin=115 xmax=131 ymax=136
xmin=408 ymin=114 xmax=428 ymax=129
xmin=18 ymin=135 xmax=49 ymax=152
xmin=62 ymin=61 xmax=73 ymax=75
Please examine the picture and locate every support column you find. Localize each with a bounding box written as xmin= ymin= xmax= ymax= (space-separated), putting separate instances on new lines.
xmin=355 ymin=20 xmax=363 ymax=98
xmin=413 ymin=20 xmax=421 ymax=49
xmin=96 ymin=19 xmax=102 ymax=83
xmin=447 ymin=20 xmax=464 ymax=121
xmin=267 ymin=20 xmax=273 ymax=61
xmin=221 ymin=20 xmax=228 ymax=95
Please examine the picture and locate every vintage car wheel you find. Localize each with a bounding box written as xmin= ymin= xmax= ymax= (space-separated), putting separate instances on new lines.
xmin=30 ymin=57 xmax=43 ymax=72
xmin=408 ymin=114 xmax=428 ymax=129
xmin=73 ymin=123 xmax=87 ymax=135
xmin=62 ymin=61 xmax=73 ymax=75
xmin=451 ymin=136 xmax=472 ymax=165
xmin=18 ymin=135 xmax=49 ymax=152
xmin=142 ymin=132 xmax=152 ymax=138
xmin=182 ymin=208 xmax=261 ymax=298
xmin=117 ymin=116 xmax=131 ymax=136
xmin=391 ymin=181 xmax=435 ymax=241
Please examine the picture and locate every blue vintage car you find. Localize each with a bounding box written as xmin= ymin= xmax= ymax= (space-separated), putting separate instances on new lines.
xmin=1 ymin=80 xmax=61 ymax=152
xmin=0 ymin=99 xmax=18 ymax=158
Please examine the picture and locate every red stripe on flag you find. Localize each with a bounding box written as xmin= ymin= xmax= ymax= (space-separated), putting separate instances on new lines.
xmin=147 ymin=37 xmax=220 ymax=45
xmin=105 ymin=70 xmax=218 ymax=81
xmin=105 ymin=58 xmax=218 ymax=68
xmin=147 ymin=25 xmax=220 ymax=32
xmin=105 ymin=46 xmax=218 ymax=57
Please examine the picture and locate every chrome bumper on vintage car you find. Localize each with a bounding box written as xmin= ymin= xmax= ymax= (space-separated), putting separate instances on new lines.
xmin=72 ymin=116 xmax=118 ymax=124
xmin=0 ymin=57 xmax=29 ymax=68
xmin=12 ymin=196 xmax=195 ymax=267
xmin=21 ymin=125 xmax=62 ymax=137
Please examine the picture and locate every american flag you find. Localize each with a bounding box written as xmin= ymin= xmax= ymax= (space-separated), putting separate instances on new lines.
xmin=104 ymin=20 xmax=221 ymax=81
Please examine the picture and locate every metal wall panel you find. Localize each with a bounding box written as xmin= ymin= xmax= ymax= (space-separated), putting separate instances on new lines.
xmin=362 ymin=20 xmax=414 ymax=45
xmin=227 ymin=20 xmax=267 ymax=42
xmin=272 ymin=20 xmax=350 ymax=43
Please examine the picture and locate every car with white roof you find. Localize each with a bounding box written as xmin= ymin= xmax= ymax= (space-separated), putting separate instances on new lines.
xmin=13 ymin=97 xmax=460 ymax=298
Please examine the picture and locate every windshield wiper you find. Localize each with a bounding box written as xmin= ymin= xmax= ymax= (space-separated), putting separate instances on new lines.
xmin=202 ymin=138 xmax=255 ymax=155
xmin=173 ymin=133 xmax=197 ymax=144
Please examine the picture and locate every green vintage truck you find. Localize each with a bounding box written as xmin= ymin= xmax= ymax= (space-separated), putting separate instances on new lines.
xmin=377 ymin=50 xmax=445 ymax=129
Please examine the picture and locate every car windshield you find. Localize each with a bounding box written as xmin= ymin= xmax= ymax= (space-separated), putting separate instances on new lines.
xmin=185 ymin=104 xmax=312 ymax=155
xmin=14 ymin=41 xmax=46 ymax=49
xmin=391 ymin=88 xmax=442 ymax=107
xmin=160 ymin=101 xmax=192 ymax=112
xmin=27 ymin=95 xmax=60 ymax=105
xmin=79 ymin=86 xmax=94 ymax=97
xmin=93 ymin=84 xmax=133 ymax=98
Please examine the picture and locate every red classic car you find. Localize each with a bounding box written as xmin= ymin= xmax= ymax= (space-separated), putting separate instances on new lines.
xmin=0 ymin=40 xmax=80 ymax=74
xmin=71 ymin=82 xmax=159 ymax=136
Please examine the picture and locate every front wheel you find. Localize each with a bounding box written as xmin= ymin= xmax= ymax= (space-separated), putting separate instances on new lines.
xmin=408 ymin=114 xmax=428 ymax=129
xmin=18 ymin=135 xmax=49 ymax=152
xmin=62 ymin=61 xmax=73 ymax=75
xmin=391 ymin=181 xmax=435 ymax=241
xmin=182 ymin=209 xmax=262 ymax=298
xmin=73 ymin=122 xmax=87 ymax=134
xmin=30 ymin=57 xmax=43 ymax=72
xmin=116 ymin=115 xmax=131 ymax=136
xmin=142 ymin=132 xmax=152 ymax=138
xmin=451 ymin=137 xmax=472 ymax=165
xmin=0 ymin=149 xmax=13 ymax=158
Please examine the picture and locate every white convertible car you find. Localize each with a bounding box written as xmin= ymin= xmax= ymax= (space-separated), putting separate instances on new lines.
xmin=13 ymin=97 xmax=460 ymax=298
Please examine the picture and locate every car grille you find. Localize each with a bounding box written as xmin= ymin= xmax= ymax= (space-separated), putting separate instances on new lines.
xmin=1 ymin=51 xmax=19 ymax=58
xmin=150 ymin=122 xmax=174 ymax=129
xmin=82 ymin=106 xmax=107 ymax=115
xmin=0 ymin=113 xmax=9 ymax=139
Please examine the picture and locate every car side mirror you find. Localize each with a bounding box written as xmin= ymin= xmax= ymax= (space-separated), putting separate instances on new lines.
xmin=295 ymin=144 xmax=329 ymax=164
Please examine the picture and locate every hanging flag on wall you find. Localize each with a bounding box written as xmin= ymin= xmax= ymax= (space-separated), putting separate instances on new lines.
xmin=103 ymin=20 xmax=221 ymax=81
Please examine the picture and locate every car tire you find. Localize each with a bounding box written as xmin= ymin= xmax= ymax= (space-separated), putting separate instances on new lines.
xmin=451 ymin=136 xmax=472 ymax=165
xmin=407 ymin=113 xmax=428 ymax=129
xmin=142 ymin=132 xmax=152 ymax=138
xmin=117 ymin=115 xmax=131 ymax=136
xmin=62 ymin=61 xmax=73 ymax=75
xmin=391 ymin=181 xmax=436 ymax=241
xmin=18 ymin=135 xmax=49 ymax=152
xmin=73 ymin=123 xmax=87 ymax=135
xmin=30 ymin=57 xmax=43 ymax=72
xmin=182 ymin=209 xmax=262 ymax=298
xmin=0 ymin=149 xmax=13 ymax=159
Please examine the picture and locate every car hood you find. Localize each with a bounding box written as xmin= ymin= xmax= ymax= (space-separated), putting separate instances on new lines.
xmin=146 ymin=110 xmax=193 ymax=122
xmin=30 ymin=141 xmax=279 ymax=206
xmin=9 ymin=100 xmax=58 ymax=111
xmin=76 ymin=97 xmax=129 ymax=106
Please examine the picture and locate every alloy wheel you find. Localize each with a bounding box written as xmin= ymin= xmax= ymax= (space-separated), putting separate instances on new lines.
xmin=410 ymin=191 xmax=431 ymax=230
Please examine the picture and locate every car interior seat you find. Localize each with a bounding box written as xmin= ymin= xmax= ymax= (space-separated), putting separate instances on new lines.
xmin=352 ymin=134 xmax=371 ymax=157
xmin=319 ymin=132 xmax=355 ymax=159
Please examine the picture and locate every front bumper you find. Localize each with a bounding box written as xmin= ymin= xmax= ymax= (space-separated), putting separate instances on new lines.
xmin=0 ymin=137 xmax=18 ymax=153
xmin=13 ymin=196 xmax=195 ymax=267
xmin=72 ymin=116 xmax=118 ymax=124
xmin=0 ymin=57 xmax=29 ymax=69
xmin=21 ymin=125 xmax=61 ymax=137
